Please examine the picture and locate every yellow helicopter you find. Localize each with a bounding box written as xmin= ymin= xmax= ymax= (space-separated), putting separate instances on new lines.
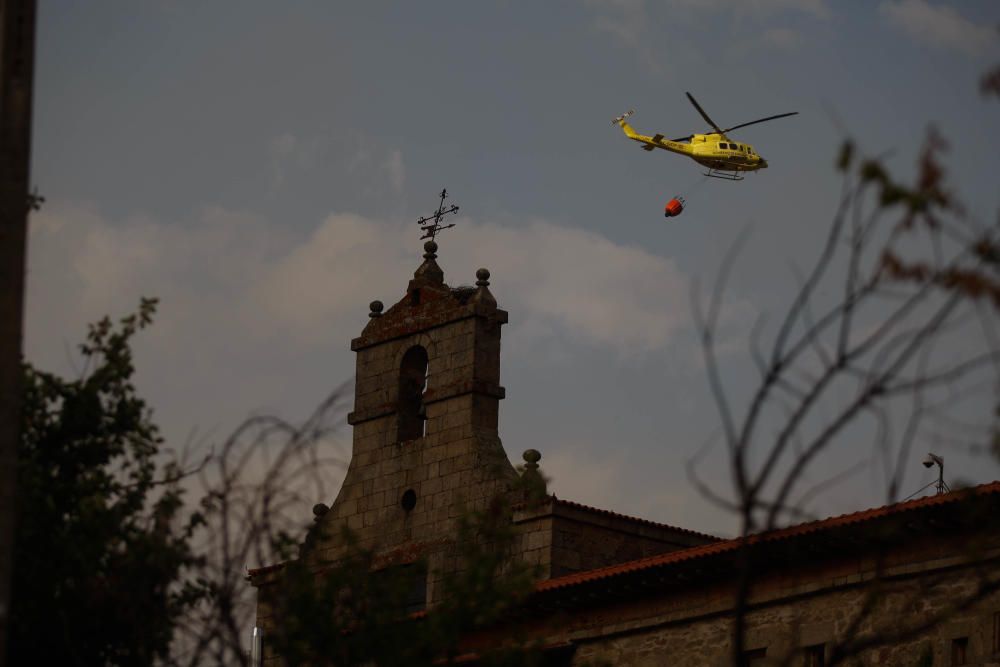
xmin=613 ymin=92 xmax=797 ymax=181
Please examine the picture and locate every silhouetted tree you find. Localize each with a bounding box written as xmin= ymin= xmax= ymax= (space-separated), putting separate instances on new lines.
xmin=177 ymin=398 xmax=545 ymax=666
xmin=10 ymin=299 xmax=206 ymax=666
xmin=693 ymin=107 xmax=1000 ymax=667
xmin=256 ymin=499 xmax=542 ymax=667
xmin=10 ymin=300 xmax=542 ymax=666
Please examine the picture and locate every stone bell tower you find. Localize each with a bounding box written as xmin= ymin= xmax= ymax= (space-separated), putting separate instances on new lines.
xmin=309 ymin=237 xmax=518 ymax=586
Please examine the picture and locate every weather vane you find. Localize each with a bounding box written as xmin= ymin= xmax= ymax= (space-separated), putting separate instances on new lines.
xmin=416 ymin=189 xmax=459 ymax=242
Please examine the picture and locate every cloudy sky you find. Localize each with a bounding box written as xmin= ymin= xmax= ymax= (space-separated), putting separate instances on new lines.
xmin=25 ymin=1 xmax=1000 ymax=537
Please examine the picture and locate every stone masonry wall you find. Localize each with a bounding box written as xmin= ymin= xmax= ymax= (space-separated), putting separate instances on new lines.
xmin=305 ymin=259 xmax=516 ymax=609
xmin=253 ymin=254 xmax=518 ymax=664
xmin=570 ymin=572 xmax=1000 ymax=666
xmin=534 ymin=535 xmax=1000 ymax=666
xmin=512 ymin=500 xmax=717 ymax=580
xmin=550 ymin=505 xmax=714 ymax=578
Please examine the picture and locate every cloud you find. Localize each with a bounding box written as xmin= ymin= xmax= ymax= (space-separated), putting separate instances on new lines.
xmin=761 ymin=27 xmax=804 ymax=50
xmin=268 ymin=132 xmax=326 ymax=189
xmin=543 ymin=447 xmax=630 ymax=511
xmin=586 ymin=0 xmax=647 ymax=47
xmin=665 ymin=0 xmax=829 ymax=19
xmin=587 ymin=0 xmax=829 ymax=21
xmin=268 ymin=132 xmax=405 ymax=195
xmin=271 ymin=133 xmax=297 ymax=156
xmin=542 ymin=445 xmax=735 ymax=535
xmin=383 ymin=150 xmax=405 ymax=194
xmin=584 ymin=0 xmax=827 ymax=70
xmin=248 ymin=213 xmax=412 ymax=346
xmin=880 ymin=0 xmax=997 ymax=56
xmin=748 ymin=0 xmax=828 ymax=18
xmin=584 ymin=0 xmax=666 ymax=75
xmin=251 ymin=213 xmax=689 ymax=353
xmin=27 ymin=205 xmax=690 ymax=370
xmin=458 ymin=220 xmax=688 ymax=352
xmin=24 ymin=204 xmax=696 ymax=484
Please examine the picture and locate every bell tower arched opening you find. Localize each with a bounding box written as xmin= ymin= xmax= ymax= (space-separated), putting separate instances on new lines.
xmin=397 ymin=345 xmax=428 ymax=442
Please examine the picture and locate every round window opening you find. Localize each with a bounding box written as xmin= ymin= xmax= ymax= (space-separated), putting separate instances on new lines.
xmin=401 ymin=489 xmax=417 ymax=512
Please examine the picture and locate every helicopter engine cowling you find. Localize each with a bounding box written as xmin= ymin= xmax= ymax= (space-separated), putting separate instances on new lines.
xmin=664 ymin=197 xmax=685 ymax=218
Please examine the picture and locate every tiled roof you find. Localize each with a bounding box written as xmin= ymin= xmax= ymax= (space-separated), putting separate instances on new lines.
xmin=535 ymin=481 xmax=1000 ymax=595
xmin=248 ymin=561 xmax=286 ymax=578
xmin=549 ymin=496 xmax=722 ymax=542
xmin=248 ymin=537 xmax=451 ymax=580
xmin=249 ymin=482 xmax=1000 ymax=585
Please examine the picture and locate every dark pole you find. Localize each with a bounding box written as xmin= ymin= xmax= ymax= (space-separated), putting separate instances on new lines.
xmin=0 ymin=1 xmax=37 ymax=665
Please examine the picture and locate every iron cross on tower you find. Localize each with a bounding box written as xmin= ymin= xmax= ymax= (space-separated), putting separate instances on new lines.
xmin=416 ymin=189 xmax=460 ymax=242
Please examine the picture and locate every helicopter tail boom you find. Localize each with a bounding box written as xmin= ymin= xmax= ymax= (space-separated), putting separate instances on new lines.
xmin=612 ymin=108 xmax=696 ymax=157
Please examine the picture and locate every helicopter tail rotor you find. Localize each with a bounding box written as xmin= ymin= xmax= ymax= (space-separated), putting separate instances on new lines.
xmin=612 ymin=110 xmax=635 ymax=126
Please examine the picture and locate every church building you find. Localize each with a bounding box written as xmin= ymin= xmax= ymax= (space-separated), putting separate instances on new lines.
xmin=250 ymin=232 xmax=1000 ymax=666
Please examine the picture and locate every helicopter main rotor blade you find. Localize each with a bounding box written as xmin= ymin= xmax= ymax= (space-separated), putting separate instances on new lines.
xmin=721 ymin=112 xmax=798 ymax=134
xmin=686 ymin=92 xmax=723 ymax=135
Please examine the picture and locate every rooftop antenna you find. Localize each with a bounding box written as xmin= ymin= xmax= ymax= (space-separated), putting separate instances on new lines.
xmin=416 ymin=189 xmax=459 ymax=242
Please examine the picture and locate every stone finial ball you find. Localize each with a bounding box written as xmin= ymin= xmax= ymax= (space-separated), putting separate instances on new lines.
xmin=424 ymin=240 xmax=438 ymax=254
xmin=522 ymin=449 xmax=541 ymax=464
xmin=369 ymin=300 xmax=384 ymax=314
xmin=476 ymin=268 xmax=491 ymax=286
xmin=312 ymin=503 xmax=330 ymax=517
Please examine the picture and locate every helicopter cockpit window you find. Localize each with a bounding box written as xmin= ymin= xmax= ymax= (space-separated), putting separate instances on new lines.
xmin=720 ymin=143 xmax=728 ymax=150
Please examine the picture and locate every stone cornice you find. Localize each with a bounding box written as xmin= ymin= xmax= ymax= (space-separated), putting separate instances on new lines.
xmin=347 ymin=379 xmax=506 ymax=425
xmin=351 ymin=305 xmax=508 ymax=352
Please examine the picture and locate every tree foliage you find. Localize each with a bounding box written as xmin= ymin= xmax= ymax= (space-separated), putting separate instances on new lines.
xmin=9 ymin=300 xmax=543 ymax=666
xmin=693 ymin=96 xmax=1000 ymax=666
xmin=264 ymin=495 xmax=543 ymax=667
xmin=11 ymin=298 xmax=204 ymax=666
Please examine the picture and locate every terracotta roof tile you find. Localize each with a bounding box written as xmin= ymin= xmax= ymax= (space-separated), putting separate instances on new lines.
xmin=535 ymin=481 xmax=1000 ymax=594
xmin=551 ymin=497 xmax=722 ymax=542
xmin=247 ymin=561 xmax=287 ymax=578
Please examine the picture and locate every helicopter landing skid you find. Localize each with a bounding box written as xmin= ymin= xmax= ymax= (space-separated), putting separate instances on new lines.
xmin=704 ymin=169 xmax=744 ymax=181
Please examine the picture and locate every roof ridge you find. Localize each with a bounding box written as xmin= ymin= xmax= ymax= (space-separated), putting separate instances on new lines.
xmin=550 ymin=497 xmax=722 ymax=541
xmin=535 ymin=480 xmax=1000 ymax=593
